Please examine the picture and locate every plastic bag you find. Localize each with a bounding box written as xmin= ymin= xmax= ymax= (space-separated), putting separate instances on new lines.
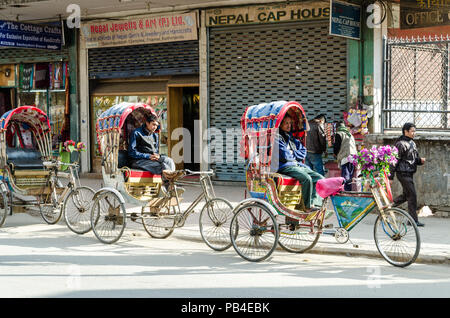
xmin=316 ymin=177 xmax=345 ymax=198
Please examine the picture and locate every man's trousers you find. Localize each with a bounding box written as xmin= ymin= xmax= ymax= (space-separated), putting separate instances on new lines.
xmin=394 ymin=172 xmax=419 ymax=222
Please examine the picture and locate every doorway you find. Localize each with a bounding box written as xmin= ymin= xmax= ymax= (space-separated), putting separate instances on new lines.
xmin=182 ymin=87 xmax=199 ymax=171
xmin=0 ymin=88 xmax=13 ymax=116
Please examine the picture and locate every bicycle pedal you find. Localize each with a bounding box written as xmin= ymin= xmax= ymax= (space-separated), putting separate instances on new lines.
xmin=130 ymin=212 xmax=138 ymax=222
xmin=324 ymin=223 xmax=334 ymax=228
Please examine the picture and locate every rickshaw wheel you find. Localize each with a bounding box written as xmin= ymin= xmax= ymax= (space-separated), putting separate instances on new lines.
xmin=38 ymin=188 xmax=63 ymax=225
xmin=374 ymin=207 xmax=420 ymax=267
xmin=141 ymin=205 xmax=175 ymax=239
xmin=278 ymin=217 xmax=322 ymax=253
xmin=230 ymin=203 xmax=279 ymax=262
xmin=63 ymin=186 xmax=96 ymax=234
xmin=0 ymin=186 xmax=8 ymax=227
xmin=199 ymin=197 xmax=234 ymax=251
xmin=91 ymin=190 xmax=126 ymax=244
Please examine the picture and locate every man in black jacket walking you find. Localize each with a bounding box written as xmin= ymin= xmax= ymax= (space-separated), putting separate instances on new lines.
xmin=391 ymin=123 xmax=426 ymax=227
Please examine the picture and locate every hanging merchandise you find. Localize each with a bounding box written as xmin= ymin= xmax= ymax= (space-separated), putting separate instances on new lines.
xmin=20 ymin=64 xmax=34 ymax=90
xmin=344 ymin=108 xmax=368 ymax=135
xmin=50 ymin=62 xmax=63 ymax=89
xmin=325 ymin=122 xmax=336 ymax=147
xmin=34 ymin=63 xmax=49 ymax=89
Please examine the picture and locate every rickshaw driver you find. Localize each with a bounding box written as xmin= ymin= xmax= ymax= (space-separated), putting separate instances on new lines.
xmin=128 ymin=113 xmax=176 ymax=179
xmin=273 ymin=115 xmax=324 ymax=212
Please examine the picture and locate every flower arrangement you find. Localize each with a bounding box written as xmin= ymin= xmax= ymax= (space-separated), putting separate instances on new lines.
xmin=60 ymin=140 xmax=86 ymax=153
xmin=348 ymin=145 xmax=398 ymax=181
xmin=59 ymin=140 xmax=86 ymax=170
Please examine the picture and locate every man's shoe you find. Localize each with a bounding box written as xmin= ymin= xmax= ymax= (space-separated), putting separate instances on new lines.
xmin=416 ymin=221 xmax=425 ymax=227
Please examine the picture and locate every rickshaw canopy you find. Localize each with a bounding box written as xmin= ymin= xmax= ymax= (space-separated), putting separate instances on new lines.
xmin=0 ymin=106 xmax=51 ymax=135
xmin=96 ymin=102 xmax=157 ymax=132
xmin=240 ymin=101 xmax=308 ymax=160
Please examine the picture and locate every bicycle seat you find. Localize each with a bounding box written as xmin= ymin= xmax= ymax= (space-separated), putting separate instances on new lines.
xmin=163 ymin=170 xmax=185 ymax=181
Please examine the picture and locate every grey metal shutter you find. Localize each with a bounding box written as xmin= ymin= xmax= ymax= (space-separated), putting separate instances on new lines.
xmin=0 ymin=47 xmax=69 ymax=64
xmin=88 ymin=40 xmax=199 ymax=79
xmin=208 ymin=21 xmax=347 ymax=181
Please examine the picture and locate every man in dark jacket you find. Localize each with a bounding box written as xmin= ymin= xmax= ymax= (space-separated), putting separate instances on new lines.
xmin=272 ymin=115 xmax=324 ymax=212
xmin=305 ymin=114 xmax=327 ymax=176
xmin=391 ymin=122 xmax=425 ymax=227
xmin=128 ymin=113 xmax=175 ymax=175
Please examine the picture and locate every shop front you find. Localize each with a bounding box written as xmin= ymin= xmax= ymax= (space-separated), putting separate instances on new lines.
xmin=205 ymin=1 xmax=349 ymax=181
xmin=80 ymin=11 xmax=200 ymax=173
xmin=0 ymin=22 xmax=77 ymax=153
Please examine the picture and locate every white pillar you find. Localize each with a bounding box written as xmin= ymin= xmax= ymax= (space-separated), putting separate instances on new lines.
xmin=199 ymin=10 xmax=209 ymax=171
xmin=372 ymin=4 xmax=388 ymax=134
xmin=79 ymin=42 xmax=91 ymax=173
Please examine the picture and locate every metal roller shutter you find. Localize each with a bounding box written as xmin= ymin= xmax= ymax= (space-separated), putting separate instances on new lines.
xmin=208 ymin=21 xmax=347 ymax=181
xmin=88 ymin=40 xmax=199 ymax=79
xmin=0 ymin=47 xmax=69 ymax=64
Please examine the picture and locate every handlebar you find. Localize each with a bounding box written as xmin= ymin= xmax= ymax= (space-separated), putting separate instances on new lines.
xmin=43 ymin=161 xmax=79 ymax=169
xmin=184 ymin=169 xmax=214 ymax=176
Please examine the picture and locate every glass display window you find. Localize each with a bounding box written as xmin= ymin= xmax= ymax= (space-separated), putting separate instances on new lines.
xmin=91 ymin=94 xmax=168 ymax=157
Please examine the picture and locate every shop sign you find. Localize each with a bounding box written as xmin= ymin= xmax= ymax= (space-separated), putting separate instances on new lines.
xmin=400 ymin=0 xmax=450 ymax=29
xmin=0 ymin=20 xmax=62 ymax=50
xmin=205 ymin=1 xmax=330 ymax=26
xmin=81 ymin=12 xmax=198 ymax=49
xmin=329 ymin=0 xmax=361 ymax=40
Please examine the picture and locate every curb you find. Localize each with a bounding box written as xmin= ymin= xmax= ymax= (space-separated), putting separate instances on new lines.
xmin=172 ymin=229 xmax=450 ymax=266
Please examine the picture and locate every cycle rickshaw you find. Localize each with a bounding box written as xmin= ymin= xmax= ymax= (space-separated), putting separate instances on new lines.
xmin=90 ymin=102 xmax=234 ymax=248
xmin=0 ymin=106 xmax=95 ymax=227
xmin=231 ymin=100 xmax=420 ymax=267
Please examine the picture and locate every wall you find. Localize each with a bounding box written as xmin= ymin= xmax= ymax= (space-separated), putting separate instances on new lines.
xmin=364 ymin=134 xmax=450 ymax=215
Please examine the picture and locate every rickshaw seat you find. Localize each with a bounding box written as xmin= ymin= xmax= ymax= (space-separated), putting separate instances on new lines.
xmin=6 ymin=147 xmax=44 ymax=170
xmin=124 ymin=169 xmax=162 ymax=183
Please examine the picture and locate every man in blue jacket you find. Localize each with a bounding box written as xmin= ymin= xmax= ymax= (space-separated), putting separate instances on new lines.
xmin=128 ymin=113 xmax=175 ymax=175
xmin=272 ymin=115 xmax=324 ymax=212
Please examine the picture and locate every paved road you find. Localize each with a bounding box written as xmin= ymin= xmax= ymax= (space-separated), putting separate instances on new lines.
xmin=0 ymin=213 xmax=449 ymax=299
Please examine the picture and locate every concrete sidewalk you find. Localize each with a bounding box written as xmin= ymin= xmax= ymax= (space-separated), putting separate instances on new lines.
xmin=77 ymin=177 xmax=450 ymax=265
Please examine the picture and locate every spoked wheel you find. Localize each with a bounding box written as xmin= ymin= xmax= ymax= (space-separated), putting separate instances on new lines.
xmin=63 ymin=186 xmax=95 ymax=234
xmin=38 ymin=184 xmax=63 ymax=225
xmin=230 ymin=203 xmax=279 ymax=262
xmin=278 ymin=216 xmax=322 ymax=253
xmin=0 ymin=185 xmax=8 ymax=227
xmin=91 ymin=190 xmax=126 ymax=244
xmin=374 ymin=208 xmax=421 ymax=267
xmin=141 ymin=205 xmax=176 ymax=239
xmin=199 ymin=198 xmax=234 ymax=251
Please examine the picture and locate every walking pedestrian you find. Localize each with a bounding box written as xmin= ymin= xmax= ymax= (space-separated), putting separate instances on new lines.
xmin=305 ymin=114 xmax=327 ymax=176
xmin=333 ymin=121 xmax=357 ymax=191
xmin=390 ymin=122 xmax=425 ymax=227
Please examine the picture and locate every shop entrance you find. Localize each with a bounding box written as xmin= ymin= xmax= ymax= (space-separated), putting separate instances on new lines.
xmin=168 ymin=86 xmax=199 ymax=171
xmin=0 ymin=88 xmax=13 ymax=116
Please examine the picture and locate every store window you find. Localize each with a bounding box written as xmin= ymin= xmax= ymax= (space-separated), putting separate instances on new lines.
xmin=91 ymin=94 xmax=168 ymax=158
xmin=16 ymin=62 xmax=69 ymax=151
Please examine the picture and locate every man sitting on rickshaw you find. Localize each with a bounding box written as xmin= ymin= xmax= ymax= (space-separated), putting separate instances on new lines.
xmin=272 ymin=115 xmax=324 ymax=212
xmin=128 ymin=113 xmax=175 ymax=178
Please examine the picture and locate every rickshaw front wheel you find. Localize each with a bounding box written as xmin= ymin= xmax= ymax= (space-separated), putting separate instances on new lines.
xmin=199 ymin=197 xmax=234 ymax=251
xmin=374 ymin=207 xmax=421 ymax=267
xmin=63 ymin=186 xmax=96 ymax=234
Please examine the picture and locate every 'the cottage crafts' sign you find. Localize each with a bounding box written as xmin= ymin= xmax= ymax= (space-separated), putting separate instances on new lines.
xmin=0 ymin=20 xmax=62 ymax=50
xmin=81 ymin=12 xmax=198 ymax=49
xmin=205 ymin=1 xmax=330 ymax=26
